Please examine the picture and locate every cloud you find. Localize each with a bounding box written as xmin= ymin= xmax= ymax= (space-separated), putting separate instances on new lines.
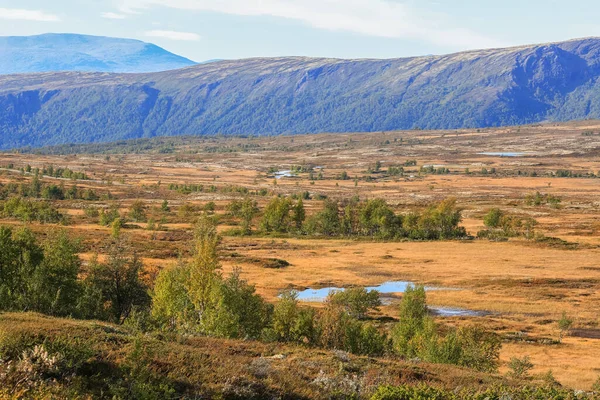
xmin=101 ymin=12 xmax=127 ymax=19
xmin=145 ymin=30 xmax=201 ymax=41
xmin=118 ymin=0 xmax=505 ymax=50
xmin=0 ymin=7 xmax=60 ymax=22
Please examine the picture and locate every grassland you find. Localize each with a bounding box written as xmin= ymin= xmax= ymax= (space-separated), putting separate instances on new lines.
xmin=2 ymin=121 xmax=600 ymax=391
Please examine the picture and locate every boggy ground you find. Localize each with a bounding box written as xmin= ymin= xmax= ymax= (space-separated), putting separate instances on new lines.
xmin=1 ymin=120 xmax=600 ymax=389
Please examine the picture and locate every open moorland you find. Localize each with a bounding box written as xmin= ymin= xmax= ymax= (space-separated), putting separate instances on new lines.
xmin=1 ymin=121 xmax=600 ymax=396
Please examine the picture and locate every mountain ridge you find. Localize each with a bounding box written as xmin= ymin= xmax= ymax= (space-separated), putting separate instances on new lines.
xmin=1 ymin=37 xmax=600 ymax=149
xmin=0 ymin=33 xmax=197 ymax=74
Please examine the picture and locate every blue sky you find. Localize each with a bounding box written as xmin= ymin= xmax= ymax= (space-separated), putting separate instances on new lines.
xmin=0 ymin=0 xmax=599 ymax=62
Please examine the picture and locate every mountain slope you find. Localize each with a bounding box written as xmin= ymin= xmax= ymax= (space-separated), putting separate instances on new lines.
xmin=1 ymin=37 xmax=600 ymax=149
xmin=0 ymin=33 xmax=196 ymax=74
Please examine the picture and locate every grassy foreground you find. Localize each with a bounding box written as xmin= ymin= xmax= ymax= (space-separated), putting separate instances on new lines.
xmin=0 ymin=313 xmax=597 ymax=400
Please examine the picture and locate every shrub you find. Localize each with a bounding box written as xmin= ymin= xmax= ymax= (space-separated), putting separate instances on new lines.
xmin=329 ymin=287 xmax=381 ymax=319
xmin=392 ymin=285 xmax=500 ymax=372
xmin=558 ymin=312 xmax=573 ymax=342
xmin=99 ymin=206 xmax=120 ymax=226
xmin=507 ymin=355 xmax=534 ymax=378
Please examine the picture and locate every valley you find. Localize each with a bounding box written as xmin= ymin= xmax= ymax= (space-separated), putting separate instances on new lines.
xmin=1 ymin=121 xmax=600 ymax=393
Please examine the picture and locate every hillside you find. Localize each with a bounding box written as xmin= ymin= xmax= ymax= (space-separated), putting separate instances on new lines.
xmin=0 ymin=313 xmax=582 ymax=399
xmin=2 ymin=37 xmax=600 ymax=148
xmin=0 ymin=33 xmax=196 ymax=74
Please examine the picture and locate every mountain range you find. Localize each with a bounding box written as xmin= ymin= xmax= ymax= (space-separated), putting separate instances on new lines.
xmin=1 ymin=36 xmax=600 ymax=149
xmin=0 ymin=33 xmax=196 ymax=74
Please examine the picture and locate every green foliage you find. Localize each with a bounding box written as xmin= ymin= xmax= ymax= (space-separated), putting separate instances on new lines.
xmin=82 ymin=240 xmax=150 ymax=324
xmin=392 ymin=285 xmax=500 ymax=372
xmin=483 ymin=208 xmax=503 ymax=228
xmin=203 ymin=268 xmax=271 ymax=339
xmin=0 ymin=227 xmax=81 ymax=317
xmin=592 ymin=376 xmax=600 ymax=392
xmin=371 ymin=384 xmax=592 ymax=400
xmin=239 ymin=198 xmax=260 ymax=234
xmin=129 ymin=200 xmax=147 ymax=222
xmin=99 ymin=205 xmax=120 ymax=226
xmin=160 ymin=199 xmax=170 ymax=213
xmin=316 ymin=301 xmax=388 ymax=356
xmin=270 ymin=290 xmax=317 ymax=344
xmin=558 ymin=312 xmax=573 ymax=342
xmin=260 ymin=197 xmax=293 ymax=233
xmin=111 ymin=217 xmax=123 ymax=238
xmin=305 ymin=199 xmax=341 ymax=236
xmin=152 ymin=218 xmax=270 ymax=339
xmin=358 ymin=199 xmax=400 ymax=239
xmin=151 ymin=261 xmax=193 ymax=330
xmin=292 ymin=197 xmax=306 ymax=231
xmin=2 ymin=196 xmax=65 ymax=224
xmin=478 ymin=209 xmax=538 ymax=240
xmin=507 ymin=355 xmax=534 ymax=378
xmin=329 ymin=288 xmax=381 ymax=319
xmin=299 ymin=197 xmax=466 ymax=240
xmin=525 ymin=191 xmax=562 ymax=207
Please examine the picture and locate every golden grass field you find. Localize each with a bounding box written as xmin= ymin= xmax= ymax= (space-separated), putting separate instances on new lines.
xmin=1 ymin=121 xmax=600 ymax=389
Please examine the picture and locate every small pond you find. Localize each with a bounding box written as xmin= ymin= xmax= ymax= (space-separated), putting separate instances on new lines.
xmin=295 ymin=281 xmax=425 ymax=302
xmin=478 ymin=152 xmax=526 ymax=157
xmin=293 ymin=281 xmax=486 ymax=318
xmin=274 ymin=170 xmax=295 ymax=179
xmin=429 ymin=307 xmax=489 ymax=317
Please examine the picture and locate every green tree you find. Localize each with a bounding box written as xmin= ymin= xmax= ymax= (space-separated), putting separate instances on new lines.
xmin=329 ymin=287 xmax=381 ymax=319
xmin=260 ymin=197 xmax=292 ymax=233
xmin=392 ymin=285 xmax=428 ymax=356
xmin=84 ymin=240 xmax=150 ymax=324
xmin=306 ymin=199 xmax=340 ymax=236
xmin=152 ymin=261 xmax=193 ymax=330
xmin=507 ymin=355 xmax=534 ymax=378
xmin=203 ymin=268 xmax=271 ymax=339
xmin=0 ymin=227 xmax=44 ymax=311
xmin=359 ymin=199 xmax=399 ymax=239
xmin=29 ymin=231 xmax=81 ymax=316
xmin=186 ymin=216 xmax=222 ymax=323
xmin=483 ymin=208 xmax=504 ymax=228
xmin=558 ymin=311 xmax=573 ymax=342
xmin=239 ymin=197 xmax=259 ymax=234
xmin=292 ymin=198 xmax=306 ymax=231
xmin=272 ymin=290 xmax=300 ymax=341
xmin=129 ymin=200 xmax=147 ymax=222
xmin=111 ymin=218 xmax=123 ymax=238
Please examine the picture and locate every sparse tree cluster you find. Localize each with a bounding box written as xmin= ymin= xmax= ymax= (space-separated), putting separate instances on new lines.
xmin=0 ymin=225 xmax=149 ymax=323
xmin=227 ymin=196 xmax=467 ymax=240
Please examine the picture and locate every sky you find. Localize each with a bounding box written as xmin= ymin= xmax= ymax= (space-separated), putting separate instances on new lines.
xmin=0 ymin=0 xmax=599 ymax=62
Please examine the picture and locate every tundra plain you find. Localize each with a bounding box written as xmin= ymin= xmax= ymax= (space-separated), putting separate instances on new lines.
xmin=1 ymin=121 xmax=600 ymax=389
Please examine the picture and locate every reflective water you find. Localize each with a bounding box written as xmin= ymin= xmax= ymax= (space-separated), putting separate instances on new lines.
xmin=274 ymin=170 xmax=295 ymax=179
xmin=295 ymin=281 xmax=425 ymax=302
xmin=479 ymin=152 xmax=526 ymax=157
xmin=429 ymin=306 xmax=488 ymax=317
xmin=294 ymin=281 xmax=487 ymax=318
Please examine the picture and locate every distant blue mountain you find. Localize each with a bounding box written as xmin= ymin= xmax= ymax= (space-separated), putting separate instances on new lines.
xmin=0 ymin=33 xmax=197 ymax=74
xmin=1 ymin=37 xmax=600 ymax=149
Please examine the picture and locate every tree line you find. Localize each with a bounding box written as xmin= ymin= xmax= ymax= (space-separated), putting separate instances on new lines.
xmin=228 ymin=196 xmax=467 ymax=240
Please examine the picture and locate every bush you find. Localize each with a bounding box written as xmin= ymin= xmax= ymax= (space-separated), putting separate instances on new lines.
xmin=392 ymin=285 xmax=500 ymax=372
xmin=2 ymin=196 xmax=65 ymax=224
xmin=129 ymin=200 xmax=147 ymax=222
xmin=507 ymin=355 xmax=534 ymax=378
xmin=329 ymin=287 xmax=381 ymax=319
